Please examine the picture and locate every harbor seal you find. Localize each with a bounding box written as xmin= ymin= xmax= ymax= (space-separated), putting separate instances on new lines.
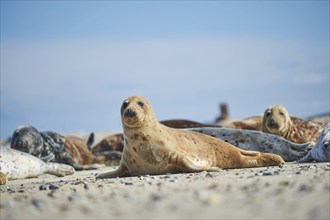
xmin=262 ymin=105 xmax=325 ymax=143
xmin=298 ymin=123 xmax=330 ymax=162
xmin=96 ymin=96 xmax=284 ymax=179
xmin=187 ymin=127 xmax=314 ymax=162
xmin=0 ymin=147 xmax=75 ymax=185
xmin=11 ymin=126 xmax=103 ymax=170
xmin=160 ymin=119 xmax=218 ymax=129
xmin=220 ymin=116 xmax=263 ymax=131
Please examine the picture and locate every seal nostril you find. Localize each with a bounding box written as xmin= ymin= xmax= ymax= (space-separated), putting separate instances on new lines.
xmin=324 ymin=143 xmax=329 ymax=149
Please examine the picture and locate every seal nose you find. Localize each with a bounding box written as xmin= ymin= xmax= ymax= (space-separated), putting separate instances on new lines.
xmin=270 ymin=118 xmax=277 ymax=126
xmin=124 ymin=108 xmax=136 ymax=118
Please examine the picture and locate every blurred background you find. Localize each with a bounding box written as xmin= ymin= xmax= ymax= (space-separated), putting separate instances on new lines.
xmin=1 ymin=1 xmax=329 ymax=139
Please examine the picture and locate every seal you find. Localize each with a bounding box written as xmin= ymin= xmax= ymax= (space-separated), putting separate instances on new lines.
xmin=298 ymin=123 xmax=330 ymax=162
xmin=262 ymin=105 xmax=325 ymax=143
xmin=0 ymin=147 xmax=75 ymax=185
xmin=11 ymin=126 xmax=103 ymax=170
xmin=160 ymin=119 xmax=218 ymax=129
xmin=91 ymin=132 xmax=123 ymax=164
xmin=187 ymin=127 xmax=314 ymax=162
xmin=96 ymin=96 xmax=284 ymax=179
xmin=220 ymin=116 xmax=263 ymax=131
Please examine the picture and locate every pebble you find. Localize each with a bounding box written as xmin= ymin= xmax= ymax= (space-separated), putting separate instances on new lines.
xmin=205 ymin=172 xmax=213 ymax=178
xmin=31 ymin=199 xmax=45 ymax=211
xmin=49 ymin=184 xmax=59 ymax=190
xmin=39 ymin=184 xmax=48 ymax=191
xmin=262 ymin=169 xmax=272 ymax=176
xmin=194 ymin=189 xmax=220 ymax=205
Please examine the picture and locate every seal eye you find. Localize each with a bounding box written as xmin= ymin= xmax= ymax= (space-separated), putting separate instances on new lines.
xmin=265 ymin=111 xmax=271 ymax=117
xmin=122 ymin=101 xmax=128 ymax=110
xmin=279 ymin=112 xmax=285 ymax=116
xmin=138 ymin=101 xmax=145 ymax=108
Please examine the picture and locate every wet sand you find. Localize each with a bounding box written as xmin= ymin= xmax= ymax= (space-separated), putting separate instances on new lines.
xmin=0 ymin=162 xmax=329 ymax=220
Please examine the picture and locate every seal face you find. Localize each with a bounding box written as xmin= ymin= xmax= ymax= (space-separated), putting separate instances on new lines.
xmin=96 ymin=96 xmax=284 ymax=179
xmin=262 ymin=105 xmax=325 ymax=143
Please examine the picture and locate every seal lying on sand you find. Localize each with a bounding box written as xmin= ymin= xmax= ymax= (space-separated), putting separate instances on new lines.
xmin=0 ymin=147 xmax=75 ymax=185
xmin=220 ymin=116 xmax=263 ymax=131
xmin=298 ymin=123 xmax=330 ymax=162
xmin=262 ymin=105 xmax=325 ymax=143
xmin=160 ymin=119 xmax=218 ymax=129
xmin=187 ymin=127 xmax=314 ymax=162
xmin=96 ymin=96 xmax=284 ymax=179
xmin=11 ymin=126 xmax=103 ymax=170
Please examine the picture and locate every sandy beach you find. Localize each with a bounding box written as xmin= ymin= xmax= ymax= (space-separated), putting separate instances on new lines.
xmin=0 ymin=162 xmax=329 ymax=220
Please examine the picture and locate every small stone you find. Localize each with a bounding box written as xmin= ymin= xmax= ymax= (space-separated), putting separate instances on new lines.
xmin=49 ymin=184 xmax=59 ymax=190
xmin=308 ymin=165 xmax=316 ymax=169
xmin=31 ymin=199 xmax=44 ymax=211
xmin=84 ymin=184 xmax=89 ymax=190
xmin=205 ymin=172 xmax=213 ymax=178
xmin=263 ymin=169 xmax=272 ymax=176
xmin=39 ymin=184 xmax=48 ymax=191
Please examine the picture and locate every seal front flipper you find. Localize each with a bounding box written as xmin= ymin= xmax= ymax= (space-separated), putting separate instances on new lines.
xmin=44 ymin=162 xmax=75 ymax=177
xmin=40 ymin=153 xmax=55 ymax=162
xmin=96 ymin=164 xmax=129 ymax=179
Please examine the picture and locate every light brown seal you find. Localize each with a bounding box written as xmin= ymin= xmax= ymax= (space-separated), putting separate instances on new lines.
xmin=221 ymin=116 xmax=263 ymax=131
xmin=160 ymin=119 xmax=218 ymax=129
xmin=262 ymin=104 xmax=325 ymax=143
xmin=96 ymin=96 xmax=284 ymax=179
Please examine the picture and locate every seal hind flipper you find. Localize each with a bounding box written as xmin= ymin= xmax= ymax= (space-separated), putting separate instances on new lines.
xmin=86 ymin=132 xmax=95 ymax=150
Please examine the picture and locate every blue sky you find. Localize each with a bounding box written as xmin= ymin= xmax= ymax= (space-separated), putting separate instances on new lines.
xmin=1 ymin=1 xmax=329 ymax=139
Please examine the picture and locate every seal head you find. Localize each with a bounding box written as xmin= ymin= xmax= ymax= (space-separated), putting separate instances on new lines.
xmin=262 ymin=105 xmax=291 ymax=135
xmin=262 ymin=104 xmax=325 ymax=143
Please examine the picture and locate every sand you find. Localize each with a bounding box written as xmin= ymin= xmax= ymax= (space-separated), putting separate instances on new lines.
xmin=0 ymin=162 xmax=329 ymax=220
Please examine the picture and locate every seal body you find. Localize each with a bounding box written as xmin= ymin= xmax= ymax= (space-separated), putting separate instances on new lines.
xmin=160 ymin=119 xmax=218 ymax=129
xmin=97 ymin=96 xmax=284 ymax=179
xmin=262 ymin=105 xmax=325 ymax=143
xmin=0 ymin=147 xmax=75 ymax=184
xmin=188 ymin=127 xmax=314 ymax=162
xmin=298 ymin=123 xmax=330 ymax=162
xmin=220 ymin=116 xmax=263 ymax=131
xmin=11 ymin=126 xmax=102 ymax=170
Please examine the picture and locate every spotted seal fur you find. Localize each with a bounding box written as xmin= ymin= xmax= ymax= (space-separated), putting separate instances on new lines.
xmin=10 ymin=126 xmax=103 ymax=170
xmin=187 ymin=127 xmax=314 ymax=162
xmin=298 ymin=123 xmax=330 ymax=162
xmin=262 ymin=104 xmax=325 ymax=143
xmin=0 ymin=147 xmax=74 ymax=185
